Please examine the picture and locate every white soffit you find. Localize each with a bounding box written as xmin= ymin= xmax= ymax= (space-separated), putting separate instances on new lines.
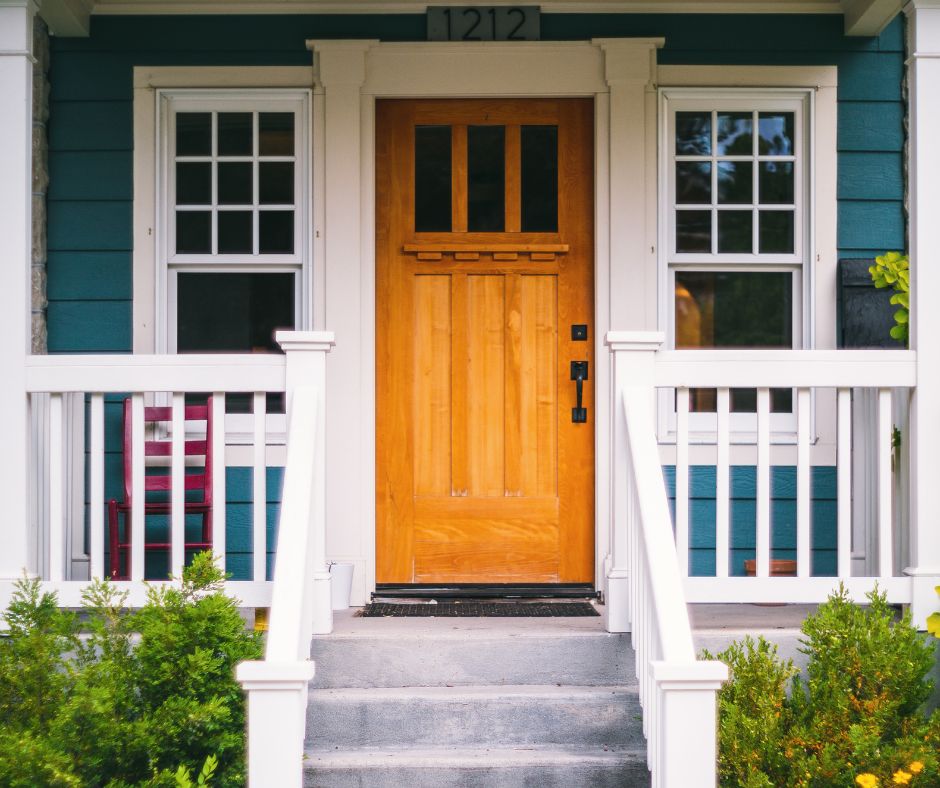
xmin=40 ymin=0 xmax=899 ymax=38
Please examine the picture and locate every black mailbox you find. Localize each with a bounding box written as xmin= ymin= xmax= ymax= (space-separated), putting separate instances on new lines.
xmin=838 ymin=259 xmax=901 ymax=349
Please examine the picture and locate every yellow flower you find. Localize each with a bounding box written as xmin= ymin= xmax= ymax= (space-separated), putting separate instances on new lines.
xmin=909 ymin=762 xmax=924 ymax=774
xmin=857 ymin=774 xmax=880 ymax=788
xmin=892 ymin=770 xmax=913 ymax=785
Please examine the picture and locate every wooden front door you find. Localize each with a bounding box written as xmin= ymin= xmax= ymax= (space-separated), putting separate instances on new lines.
xmin=376 ymin=98 xmax=594 ymax=585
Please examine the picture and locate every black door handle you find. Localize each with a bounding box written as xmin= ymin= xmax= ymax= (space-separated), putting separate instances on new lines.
xmin=571 ymin=361 xmax=588 ymax=423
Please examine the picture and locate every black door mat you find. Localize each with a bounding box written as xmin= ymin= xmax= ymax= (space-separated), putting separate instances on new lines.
xmin=360 ymin=601 xmax=599 ymax=617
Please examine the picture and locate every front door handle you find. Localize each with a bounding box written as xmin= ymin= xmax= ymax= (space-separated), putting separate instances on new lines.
xmin=571 ymin=361 xmax=588 ymax=423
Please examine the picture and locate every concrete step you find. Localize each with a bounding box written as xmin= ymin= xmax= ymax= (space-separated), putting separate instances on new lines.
xmin=310 ymin=615 xmax=635 ymax=688
xmin=303 ymin=747 xmax=650 ymax=788
xmin=306 ymin=685 xmax=643 ymax=750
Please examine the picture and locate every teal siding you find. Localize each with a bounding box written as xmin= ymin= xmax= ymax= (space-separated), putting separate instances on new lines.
xmin=663 ymin=465 xmax=839 ymax=577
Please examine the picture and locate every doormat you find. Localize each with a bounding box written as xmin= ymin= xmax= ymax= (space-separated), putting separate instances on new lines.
xmin=360 ymin=601 xmax=599 ymax=617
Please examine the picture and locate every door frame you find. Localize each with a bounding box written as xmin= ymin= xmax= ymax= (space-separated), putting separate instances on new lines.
xmin=307 ymin=38 xmax=663 ymax=607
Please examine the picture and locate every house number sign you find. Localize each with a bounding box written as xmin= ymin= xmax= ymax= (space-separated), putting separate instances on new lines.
xmin=427 ymin=6 xmax=540 ymax=41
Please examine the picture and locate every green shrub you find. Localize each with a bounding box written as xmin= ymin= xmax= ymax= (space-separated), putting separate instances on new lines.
xmin=705 ymin=586 xmax=940 ymax=787
xmin=0 ymin=553 xmax=262 ymax=787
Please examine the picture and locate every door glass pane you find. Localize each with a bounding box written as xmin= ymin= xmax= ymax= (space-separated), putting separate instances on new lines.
xmin=218 ymin=162 xmax=253 ymax=205
xmin=218 ymin=113 xmax=252 ymax=156
xmin=521 ymin=125 xmax=558 ymax=232
xmin=676 ymin=112 xmax=711 ymax=155
xmin=675 ymin=270 xmax=792 ymax=413
xmin=217 ymin=211 xmax=253 ymax=254
xmin=176 ymin=211 xmax=211 ymax=254
xmin=259 ymin=112 xmax=294 ymax=156
xmin=676 ymin=162 xmax=711 ymax=204
xmin=468 ymin=125 xmax=505 ymax=232
xmin=176 ymin=113 xmax=211 ymax=156
xmin=415 ymin=125 xmax=452 ymax=232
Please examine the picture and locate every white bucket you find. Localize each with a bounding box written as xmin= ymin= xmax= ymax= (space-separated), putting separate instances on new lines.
xmin=329 ymin=562 xmax=354 ymax=610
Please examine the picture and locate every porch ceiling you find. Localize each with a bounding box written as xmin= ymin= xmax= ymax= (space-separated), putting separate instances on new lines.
xmin=39 ymin=0 xmax=901 ymax=40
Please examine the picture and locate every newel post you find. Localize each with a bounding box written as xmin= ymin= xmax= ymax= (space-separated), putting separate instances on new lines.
xmin=277 ymin=330 xmax=335 ymax=634
xmin=605 ymin=331 xmax=664 ymax=633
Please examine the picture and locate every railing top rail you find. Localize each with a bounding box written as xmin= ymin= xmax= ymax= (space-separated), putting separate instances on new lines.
xmin=26 ymin=354 xmax=287 ymax=393
xmin=653 ymin=349 xmax=916 ymax=389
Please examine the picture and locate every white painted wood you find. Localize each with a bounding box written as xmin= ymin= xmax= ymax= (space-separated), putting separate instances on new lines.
xmin=843 ymin=0 xmax=904 ymax=36
xmin=48 ymin=395 xmax=65 ymax=583
xmin=130 ymin=394 xmax=146 ymax=582
xmin=877 ymin=388 xmax=893 ymax=578
xmin=253 ymin=392 xmax=267 ymax=583
xmin=796 ymin=388 xmax=811 ymax=577
xmin=0 ymin=1 xmax=34 ymax=581
xmin=904 ymin=0 xmax=940 ymax=628
xmin=837 ymin=388 xmax=852 ymax=578
xmin=171 ymin=393 xmax=185 ymax=577
xmin=89 ymin=395 xmax=105 ymax=579
xmin=715 ymin=389 xmax=730 ymax=578
xmin=211 ymin=393 xmax=226 ymax=571
xmin=756 ymin=389 xmax=771 ymax=578
xmin=684 ymin=576 xmax=913 ymax=604
xmin=675 ymin=388 xmax=690 ymax=577
xmin=26 ymin=354 xmax=286 ymax=393
xmin=654 ymin=350 xmax=916 ymax=388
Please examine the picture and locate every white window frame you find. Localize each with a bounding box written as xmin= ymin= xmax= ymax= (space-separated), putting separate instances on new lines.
xmin=154 ymin=87 xmax=313 ymax=442
xmin=657 ymin=87 xmax=816 ymax=444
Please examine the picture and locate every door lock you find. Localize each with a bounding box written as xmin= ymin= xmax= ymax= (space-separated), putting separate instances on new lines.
xmin=570 ymin=361 xmax=588 ymax=424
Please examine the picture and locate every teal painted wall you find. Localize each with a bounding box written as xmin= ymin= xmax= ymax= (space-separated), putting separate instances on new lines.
xmin=662 ymin=465 xmax=838 ymax=577
xmin=48 ymin=13 xmax=903 ymax=572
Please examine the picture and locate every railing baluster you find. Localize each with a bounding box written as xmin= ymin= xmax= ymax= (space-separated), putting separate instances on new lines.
xmin=130 ymin=393 xmax=145 ymax=582
xmin=756 ymin=388 xmax=771 ymax=578
xmin=49 ymin=393 xmax=64 ymax=583
xmin=716 ymin=388 xmax=730 ymax=578
xmin=89 ymin=394 xmax=105 ymax=579
xmin=171 ymin=393 xmax=186 ymax=578
xmin=675 ymin=388 xmax=690 ymax=577
xmin=877 ymin=388 xmax=893 ymax=577
xmin=837 ymin=388 xmax=852 ymax=577
xmin=212 ymin=393 xmax=226 ymax=571
xmin=253 ymin=392 xmax=268 ymax=582
xmin=796 ymin=388 xmax=811 ymax=578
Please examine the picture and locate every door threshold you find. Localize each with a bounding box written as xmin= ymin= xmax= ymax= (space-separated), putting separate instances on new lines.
xmin=374 ymin=584 xmax=597 ymax=600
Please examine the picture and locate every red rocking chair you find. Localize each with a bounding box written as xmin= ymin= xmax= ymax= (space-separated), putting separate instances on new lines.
xmin=108 ymin=397 xmax=215 ymax=579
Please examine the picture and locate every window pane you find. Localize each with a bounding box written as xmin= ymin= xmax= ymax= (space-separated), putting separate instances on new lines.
xmin=259 ymin=211 xmax=294 ymax=254
xmin=467 ymin=125 xmax=505 ymax=232
xmin=176 ymin=211 xmax=211 ymax=254
xmin=676 ymin=210 xmax=711 ymax=253
xmin=758 ymin=113 xmax=794 ymax=155
xmin=521 ymin=125 xmax=559 ymax=232
xmin=676 ymin=162 xmax=711 ymax=204
xmin=759 ymin=162 xmax=794 ymax=204
xmin=177 ymin=272 xmax=295 ymax=353
xmin=218 ymin=162 xmax=253 ymax=205
xmin=676 ymin=112 xmax=711 ymax=155
xmin=218 ymin=211 xmax=253 ymax=254
xmin=759 ymin=210 xmax=795 ymax=253
xmin=218 ymin=113 xmax=252 ymax=156
xmin=415 ymin=125 xmax=452 ymax=232
xmin=260 ymin=162 xmax=294 ymax=205
xmin=717 ymin=161 xmax=752 ymax=204
xmin=717 ymin=211 xmax=752 ymax=253
xmin=176 ymin=162 xmax=211 ymax=205
xmin=681 ymin=388 xmax=792 ymax=414
xmin=259 ymin=112 xmax=294 ymax=156
xmin=716 ymin=112 xmax=752 ymax=155
xmin=675 ymin=271 xmax=792 ymax=349
xmin=176 ymin=113 xmax=211 ymax=156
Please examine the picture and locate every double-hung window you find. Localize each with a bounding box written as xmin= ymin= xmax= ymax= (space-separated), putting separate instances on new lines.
xmin=660 ymin=89 xmax=812 ymax=439
xmin=158 ymin=89 xmax=311 ymax=426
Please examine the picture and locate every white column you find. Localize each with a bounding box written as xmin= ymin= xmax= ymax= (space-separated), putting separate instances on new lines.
xmin=306 ymin=41 xmax=375 ymax=605
xmin=236 ymin=660 xmax=316 ymax=788
xmin=0 ymin=0 xmax=36 ymax=579
xmin=277 ymin=331 xmax=335 ymax=636
xmin=605 ymin=331 xmax=665 ymax=633
xmin=904 ymin=0 xmax=940 ymax=628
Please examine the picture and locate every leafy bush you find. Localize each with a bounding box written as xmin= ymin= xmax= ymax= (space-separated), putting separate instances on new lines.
xmin=0 ymin=553 xmax=262 ymax=787
xmin=869 ymin=251 xmax=910 ymax=344
xmin=704 ymin=586 xmax=940 ymax=787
